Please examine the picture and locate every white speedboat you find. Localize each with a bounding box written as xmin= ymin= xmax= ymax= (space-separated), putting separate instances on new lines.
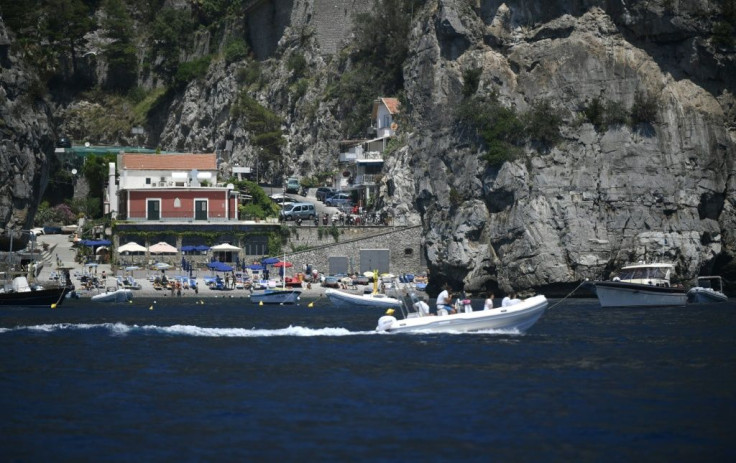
xmin=91 ymin=287 xmax=133 ymax=302
xmin=590 ymin=262 xmax=687 ymax=307
xmin=687 ymin=276 xmax=728 ymax=303
xmin=325 ymin=288 xmax=405 ymax=309
xmin=376 ymin=294 xmax=548 ymax=333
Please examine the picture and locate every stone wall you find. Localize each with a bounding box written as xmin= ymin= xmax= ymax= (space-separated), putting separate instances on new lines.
xmin=285 ymin=225 xmax=424 ymax=275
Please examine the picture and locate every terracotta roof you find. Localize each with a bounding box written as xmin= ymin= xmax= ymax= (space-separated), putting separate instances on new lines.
xmin=121 ymin=153 xmax=217 ymax=170
xmin=381 ymin=97 xmax=400 ymax=114
xmin=372 ymin=97 xmax=401 ymax=119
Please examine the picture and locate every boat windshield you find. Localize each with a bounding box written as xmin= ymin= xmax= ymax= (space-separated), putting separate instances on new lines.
xmin=617 ymin=267 xmax=669 ymax=281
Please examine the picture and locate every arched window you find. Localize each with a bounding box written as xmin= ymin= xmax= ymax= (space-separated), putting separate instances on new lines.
xmin=174 ymin=198 xmax=181 ymax=208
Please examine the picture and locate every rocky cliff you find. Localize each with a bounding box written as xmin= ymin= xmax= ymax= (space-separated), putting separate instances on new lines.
xmin=2 ymin=0 xmax=735 ymax=294
xmin=0 ymin=18 xmax=54 ymax=250
xmin=396 ymin=1 xmax=736 ymax=294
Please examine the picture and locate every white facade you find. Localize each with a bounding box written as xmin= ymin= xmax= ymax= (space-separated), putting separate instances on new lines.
xmin=119 ymin=168 xmax=217 ymax=189
xmin=375 ymin=104 xmax=395 ymax=138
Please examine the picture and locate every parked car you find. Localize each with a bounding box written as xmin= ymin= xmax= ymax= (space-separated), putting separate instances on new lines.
xmin=325 ymin=192 xmax=353 ymax=207
xmin=316 ymin=187 xmax=337 ymax=202
xmin=279 ymin=202 xmax=316 ymax=221
xmin=285 ymin=177 xmax=300 ymax=194
xmin=270 ymin=194 xmax=296 ymax=207
xmin=322 ymin=276 xmax=340 ymax=288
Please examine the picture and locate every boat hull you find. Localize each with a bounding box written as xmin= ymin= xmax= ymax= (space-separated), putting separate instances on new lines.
xmin=325 ymin=288 xmax=404 ymax=309
xmin=0 ymin=286 xmax=69 ymax=306
xmin=376 ymin=295 xmax=548 ymax=333
xmin=91 ymin=289 xmax=133 ymax=303
xmin=250 ymin=290 xmax=301 ymax=304
xmin=593 ymin=281 xmax=687 ymax=307
xmin=687 ymin=287 xmax=728 ymax=303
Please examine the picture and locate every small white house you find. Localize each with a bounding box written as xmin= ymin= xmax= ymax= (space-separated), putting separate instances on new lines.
xmin=372 ymin=97 xmax=400 ymax=138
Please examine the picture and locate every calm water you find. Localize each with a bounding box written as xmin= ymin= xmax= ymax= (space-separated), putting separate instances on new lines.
xmin=1 ymin=297 xmax=734 ymax=462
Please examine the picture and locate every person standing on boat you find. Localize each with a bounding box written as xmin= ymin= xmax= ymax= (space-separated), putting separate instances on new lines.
xmin=484 ymin=293 xmax=495 ymax=310
xmin=436 ymin=285 xmax=455 ymax=315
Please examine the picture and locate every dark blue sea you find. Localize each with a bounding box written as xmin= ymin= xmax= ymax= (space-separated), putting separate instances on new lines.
xmin=1 ymin=297 xmax=734 ymax=462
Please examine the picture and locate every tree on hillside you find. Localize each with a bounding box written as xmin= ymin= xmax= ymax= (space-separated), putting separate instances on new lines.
xmin=44 ymin=0 xmax=96 ymax=78
xmin=329 ymin=0 xmax=423 ymax=138
xmin=101 ymin=0 xmax=137 ymax=92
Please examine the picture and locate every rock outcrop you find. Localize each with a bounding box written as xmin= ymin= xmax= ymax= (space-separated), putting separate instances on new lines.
xmin=397 ymin=1 xmax=735 ymax=294
xmin=0 ymin=17 xmax=54 ymax=250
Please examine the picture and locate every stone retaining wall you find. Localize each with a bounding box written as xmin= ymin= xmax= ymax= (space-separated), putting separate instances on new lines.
xmin=285 ymin=225 xmax=425 ymax=275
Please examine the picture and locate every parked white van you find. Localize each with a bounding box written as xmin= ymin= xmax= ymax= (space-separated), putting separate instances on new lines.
xmin=279 ymin=202 xmax=316 ymax=221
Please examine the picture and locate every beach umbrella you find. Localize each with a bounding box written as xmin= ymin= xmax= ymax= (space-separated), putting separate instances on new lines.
xmin=261 ymin=257 xmax=280 ymax=265
xmin=195 ymin=245 xmax=210 ymax=252
xmin=118 ymin=241 xmax=147 ymax=253
xmin=149 ymin=242 xmax=177 ymax=254
xmin=208 ymin=261 xmax=232 ymax=272
xmin=273 ymin=261 xmax=293 ymax=268
xmin=95 ymin=246 xmax=109 ymax=254
xmin=247 ymin=264 xmax=263 ymax=271
xmin=211 ymin=243 xmax=240 ymax=251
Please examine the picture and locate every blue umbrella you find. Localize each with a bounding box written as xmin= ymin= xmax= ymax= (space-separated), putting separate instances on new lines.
xmin=195 ymin=245 xmax=210 ymax=252
xmin=261 ymin=257 xmax=280 ymax=265
xmin=247 ymin=264 xmax=262 ymax=271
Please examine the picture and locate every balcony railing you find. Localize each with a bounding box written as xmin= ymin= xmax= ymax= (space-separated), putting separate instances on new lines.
xmin=354 ymin=174 xmax=379 ymax=186
xmin=122 ymin=210 xmax=235 ymax=222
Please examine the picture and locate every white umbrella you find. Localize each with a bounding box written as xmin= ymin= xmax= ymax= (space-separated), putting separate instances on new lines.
xmin=95 ymin=246 xmax=109 ymax=254
xmin=149 ymin=242 xmax=178 ymax=254
xmin=118 ymin=242 xmax=147 ymax=253
xmin=211 ymin=243 xmax=241 ymax=251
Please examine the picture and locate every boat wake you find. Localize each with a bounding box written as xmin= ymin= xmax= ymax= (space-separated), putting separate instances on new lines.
xmin=0 ymin=322 xmax=371 ymax=337
xmin=0 ymin=323 xmax=526 ymax=337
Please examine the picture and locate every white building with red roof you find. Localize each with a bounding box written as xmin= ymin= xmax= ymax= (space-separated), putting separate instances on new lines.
xmin=111 ymin=153 xmax=239 ymax=222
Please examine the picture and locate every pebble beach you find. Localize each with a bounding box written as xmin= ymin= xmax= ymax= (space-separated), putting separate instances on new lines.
xmin=34 ymin=233 xmax=335 ymax=300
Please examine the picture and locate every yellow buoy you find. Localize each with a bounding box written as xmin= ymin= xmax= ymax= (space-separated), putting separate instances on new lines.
xmin=50 ymin=303 xmax=57 ymax=309
xmin=259 ymin=301 xmax=263 ymax=306
xmin=149 ymin=305 xmax=153 ymax=310
xmin=385 ymin=308 xmax=395 ymax=315
xmin=307 ymin=302 xmax=314 ymax=308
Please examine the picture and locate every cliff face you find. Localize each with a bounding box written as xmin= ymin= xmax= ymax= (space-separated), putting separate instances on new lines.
xmin=0 ymin=18 xmax=54 ymax=250
xmin=395 ymin=1 xmax=736 ymax=294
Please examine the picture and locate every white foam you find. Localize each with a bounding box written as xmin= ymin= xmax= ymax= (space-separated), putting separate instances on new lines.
xmin=0 ymin=322 xmax=367 ymax=337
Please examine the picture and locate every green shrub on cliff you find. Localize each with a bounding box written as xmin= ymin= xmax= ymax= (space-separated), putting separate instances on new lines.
xmin=457 ymin=95 xmax=524 ymax=167
xmin=523 ymin=98 xmax=562 ymax=149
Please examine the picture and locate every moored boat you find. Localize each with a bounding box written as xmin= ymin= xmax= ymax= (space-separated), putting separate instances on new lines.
xmin=249 ymin=288 xmax=301 ymax=304
xmin=0 ymin=275 xmax=70 ymax=307
xmin=376 ymin=294 xmax=548 ymax=333
xmin=91 ymin=286 xmax=133 ymax=303
xmin=325 ymin=287 xmax=405 ymax=309
xmin=687 ymin=276 xmax=728 ymax=303
xmin=590 ymin=262 xmax=687 ymax=307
